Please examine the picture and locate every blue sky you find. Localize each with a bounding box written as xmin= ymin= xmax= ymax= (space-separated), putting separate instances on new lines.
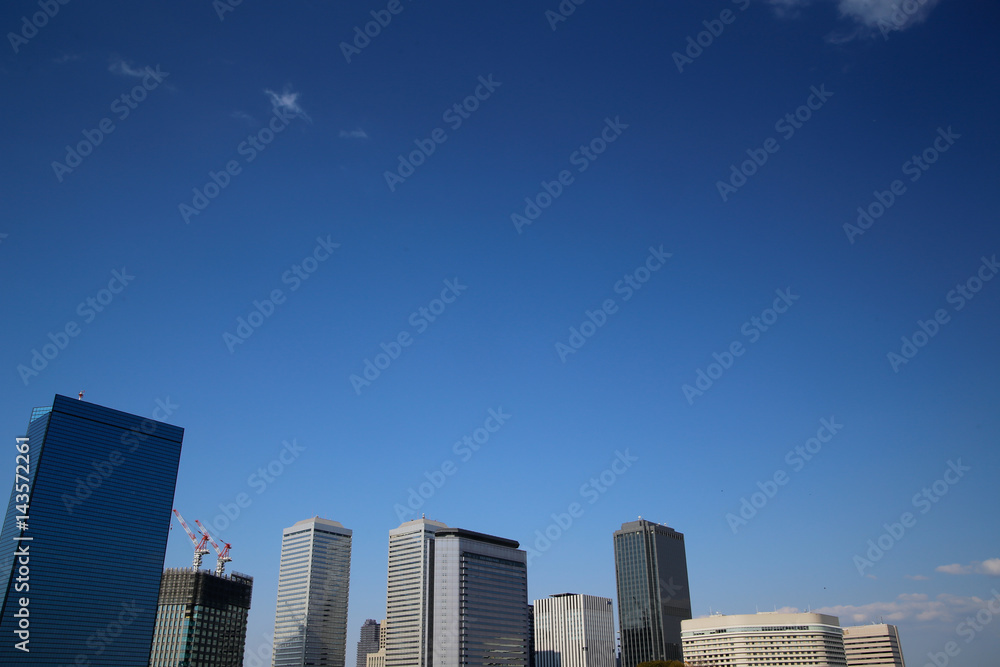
xmin=2 ymin=0 xmax=999 ymax=664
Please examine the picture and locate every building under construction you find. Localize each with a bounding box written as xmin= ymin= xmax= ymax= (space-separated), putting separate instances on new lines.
xmin=148 ymin=567 xmax=254 ymax=667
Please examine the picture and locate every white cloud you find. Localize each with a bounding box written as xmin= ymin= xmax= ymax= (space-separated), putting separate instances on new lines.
xmin=767 ymin=0 xmax=942 ymax=37
xmin=836 ymin=0 xmax=941 ymax=31
xmin=264 ymin=88 xmax=310 ymax=122
xmin=339 ymin=129 xmax=368 ymax=140
xmin=905 ymin=574 xmax=931 ymax=581
xmin=815 ymin=592 xmax=991 ymax=625
xmin=109 ymin=59 xmax=148 ymax=78
xmin=936 ymin=558 xmax=1000 ymax=576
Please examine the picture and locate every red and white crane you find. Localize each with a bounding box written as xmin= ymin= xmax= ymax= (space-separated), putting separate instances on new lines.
xmin=172 ymin=509 xmax=210 ymax=570
xmin=195 ymin=519 xmax=232 ymax=577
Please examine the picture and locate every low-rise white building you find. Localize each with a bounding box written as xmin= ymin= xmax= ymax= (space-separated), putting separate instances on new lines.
xmin=681 ymin=612 xmax=847 ymax=666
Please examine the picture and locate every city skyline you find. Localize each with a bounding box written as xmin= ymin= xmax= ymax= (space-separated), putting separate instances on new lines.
xmin=3 ymin=1 xmax=998 ymax=665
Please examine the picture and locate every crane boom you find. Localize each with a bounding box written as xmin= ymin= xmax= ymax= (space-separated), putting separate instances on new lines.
xmin=173 ymin=509 xmax=210 ymax=570
xmin=195 ymin=519 xmax=232 ymax=576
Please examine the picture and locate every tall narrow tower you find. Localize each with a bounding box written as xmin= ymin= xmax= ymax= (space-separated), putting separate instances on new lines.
xmin=272 ymin=517 xmax=352 ymax=667
xmin=0 ymin=395 xmax=184 ymax=665
xmin=385 ymin=518 xmax=448 ymax=667
xmin=613 ymin=519 xmax=691 ymax=667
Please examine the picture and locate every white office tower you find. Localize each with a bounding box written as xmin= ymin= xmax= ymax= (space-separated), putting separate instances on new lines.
xmin=533 ymin=594 xmax=615 ymax=667
xmin=681 ymin=612 xmax=847 ymax=666
xmin=272 ymin=517 xmax=353 ymax=667
xmin=843 ymin=624 xmax=906 ymax=666
xmin=433 ymin=528 xmax=529 ymax=667
xmin=386 ymin=518 xmax=449 ymax=667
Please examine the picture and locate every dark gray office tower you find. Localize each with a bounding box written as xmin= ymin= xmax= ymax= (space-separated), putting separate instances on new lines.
xmin=433 ymin=528 xmax=529 ymax=667
xmin=0 ymin=394 xmax=184 ymax=665
xmin=148 ymin=568 xmax=253 ymax=666
xmin=358 ymin=619 xmax=382 ymax=667
xmin=613 ymin=519 xmax=691 ymax=667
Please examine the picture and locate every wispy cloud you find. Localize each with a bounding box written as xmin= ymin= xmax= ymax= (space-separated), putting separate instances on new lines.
xmin=109 ymin=58 xmax=149 ymax=78
xmin=264 ymin=88 xmax=310 ymax=122
xmin=905 ymin=574 xmax=931 ymax=581
xmin=937 ymin=558 xmax=1000 ymax=576
xmin=815 ymin=593 xmax=991 ymax=625
xmin=52 ymin=53 xmax=80 ymax=65
xmin=231 ymin=110 xmax=256 ymax=127
xmin=767 ymin=0 xmax=942 ymax=38
xmin=339 ymin=128 xmax=368 ymax=140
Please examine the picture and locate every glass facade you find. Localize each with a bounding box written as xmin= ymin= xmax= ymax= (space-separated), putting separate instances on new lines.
xmin=0 ymin=394 xmax=184 ymax=666
xmin=613 ymin=520 xmax=691 ymax=667
xmin=272 ymin=517 xmax=352 ymax=667
xmin=433 ymin=528 xmax=529 ymax=667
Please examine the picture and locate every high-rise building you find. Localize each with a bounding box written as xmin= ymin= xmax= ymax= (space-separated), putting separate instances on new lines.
xmin=386 ymin=518 xmax=448 ymax=667
xmin=843 ymin=624 xmax=906 ymax=666
xmin=0 ymin=394 xmax=184 ymax=665
xmin=613 ymin=519 xmax=691 ymax=667
xmin=358 ymin=619 xmax=382 ymax=667
xmin=681 ymin=612 xmax=848 ymax=666
xmin=272 ymin=517 xmax=352 ymax=667
xmin=533 ymin=594 xmax=616 ymax=667
xmin=148 ymin=568 xmax=254 ymax=667
xmin=366 ymin=620 xmax=388 ymax=667
xmin=433 ymin=527 xmax=529 ymax=667
xmin=527 ymin=604 xmax=536 ymax=667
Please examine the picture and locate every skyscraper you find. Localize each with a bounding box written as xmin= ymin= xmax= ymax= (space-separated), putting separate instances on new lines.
xmin=613 ymin=519 xmax=691 ymax=667
xmin=386 ymin=518 xmax=448 ymax=667
xmin=0 ymin=394 xmax=184 ymax=665
xmin=272 ymin=517 xmax=352 ymax=667
xmin=148 ymin=568 xmax=254 ymax=667
xmin=842 ymin=624 xmax=906 ymax=666
xmin=357 ymin=619 xmax=382 ymax=667
xmin=533 ymin=594 xmax=616 ymax=667
xmin=433 ymin=527 xmax=529 ymax=667
xmin=681 ymin=612 xmax=848 ymax=666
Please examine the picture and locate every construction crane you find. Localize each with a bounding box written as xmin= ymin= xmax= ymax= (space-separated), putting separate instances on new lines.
xmin=172 ymin=509 xmax=210 ymax=570
xmin=195 ymin=519 xmax=232 ymax=576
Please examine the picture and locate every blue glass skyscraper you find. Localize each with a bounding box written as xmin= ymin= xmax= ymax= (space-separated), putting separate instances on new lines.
xmin=0 ymin=394 xmax=184 ymax=665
